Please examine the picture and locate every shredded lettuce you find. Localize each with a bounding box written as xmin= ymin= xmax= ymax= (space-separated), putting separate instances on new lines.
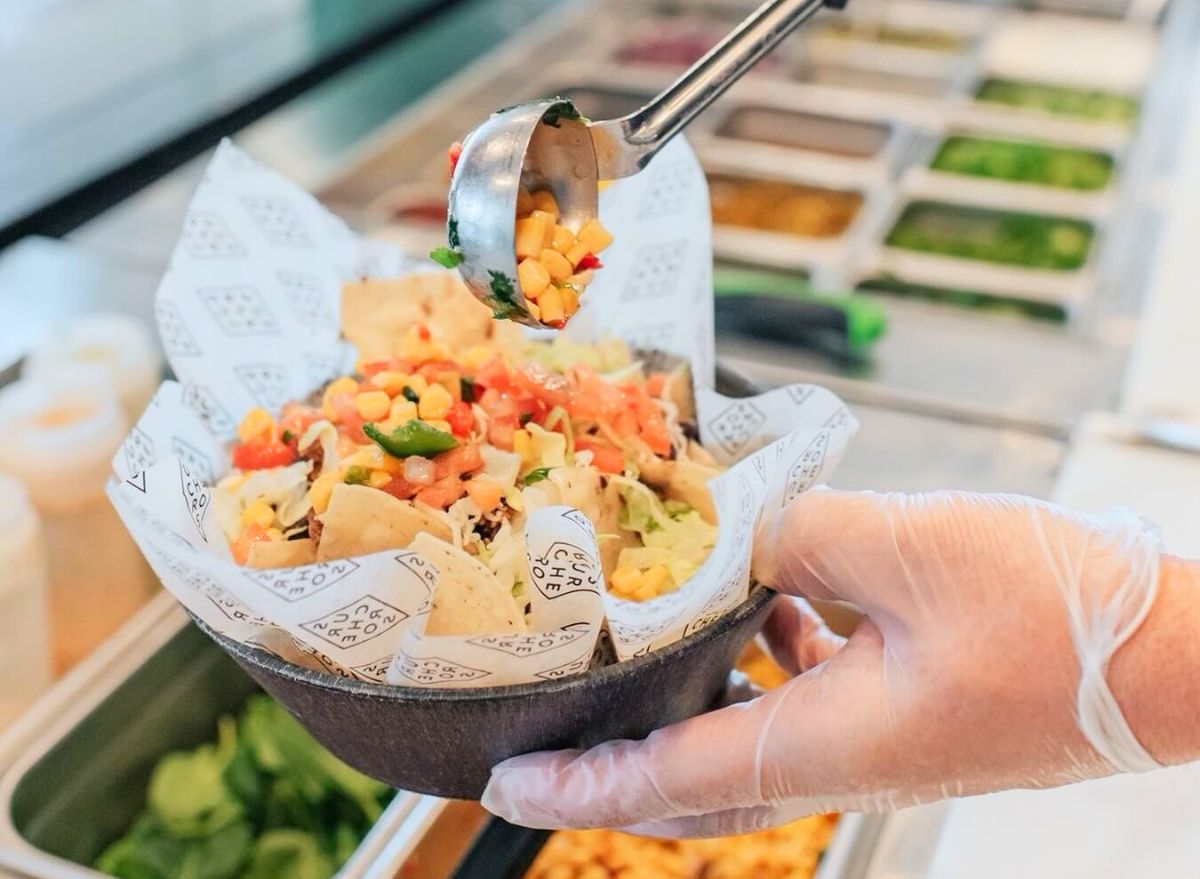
xmin=526 ymin=422 xmax=568 ymax=470
xmin=612 ymin=477 xmax=717 ymax=589
xmin=212 ymin=462 xmax=312 ymax=541
xmin=297 ymin=420 xmax=339 ymax=479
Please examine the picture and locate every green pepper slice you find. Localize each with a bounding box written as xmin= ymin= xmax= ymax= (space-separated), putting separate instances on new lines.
xmin=363 ymin=420 xmax=458 ymax=458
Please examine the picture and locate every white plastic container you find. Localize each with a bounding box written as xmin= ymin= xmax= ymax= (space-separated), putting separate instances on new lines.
xmin=24 ymin=312 xmax=162 ymax=423
xmin=0 ymin=368 xmax=155 ymax=672
xmin=0 ymin=474 xmax=51 ymax=728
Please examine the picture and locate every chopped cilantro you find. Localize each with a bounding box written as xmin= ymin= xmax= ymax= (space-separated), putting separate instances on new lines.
xmin=447 ymin=216 xmax=461 ymax=249
xmin=523 ymin=467 xmax=553 ymax=485
xmin=402 ymin=386 xmax=421 ymax=404
xmin=281 ymin=430 xmax=295 ymax=444
xmin=519 ymin=412 xmax=533 ymax=425
xmin=541 ymin=99 xmax=587 ymax=128
xmin=460 ymin=378 xmax=475 ymax=403
xmin=344 ymin=465 xmax=371 ymax=486
xmin=429 ymin=246 xmax=463 ymax=269
xmin=488 ymin=270 xmax=521 ymax=319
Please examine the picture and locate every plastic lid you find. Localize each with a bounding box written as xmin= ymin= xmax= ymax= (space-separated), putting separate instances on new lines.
xmin=24 ymin=312 xmax=162 ymax=418
xmin=0 ymin=368 xmax=127 ymax=511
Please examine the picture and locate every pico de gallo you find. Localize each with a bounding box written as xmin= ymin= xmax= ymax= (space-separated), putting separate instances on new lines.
xmin=213 ymin=326 xmax=720 ymax=604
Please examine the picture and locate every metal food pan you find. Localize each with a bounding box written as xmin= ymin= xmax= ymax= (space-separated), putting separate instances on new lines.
xmin=701 ymin=157 xmax=890 ymax=281
xmin=791 ymin=57 xmax=959 ymax=99
xmin=0 ymin=609 xmax=438 ymax=879
xmin=698 ymin=96 xmax=913 ymax=188
xmin=901 ymin=124 xmax=1122 ymax=216
xmin=954 ymin=77 xmax=1138 ymax=153
xmin=606 ymin=14 xmax=798 ymax=76
xmin=430 ymin=809 xmax=886 ymax=879
xmin=866 ymin=194 xmax=1104 ymax=317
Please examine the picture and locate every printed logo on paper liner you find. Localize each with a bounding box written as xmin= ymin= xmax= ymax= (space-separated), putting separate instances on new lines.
xmin=244 ymin=558 xmax=360 ymax=602
xmin=707 ymin=400 xmax=767 ymax=458
xmin=390 ymin=654 xmax=491 ymax=686
xmin=299 ymin=595 xmax=408 ymax=649
xmin=534 ymin=649 xmax=594 ymax=681
xmin=530 ymin=541 xmax=600 ymax=600
xmin=468 ymin=623 xmax=591 ymax=657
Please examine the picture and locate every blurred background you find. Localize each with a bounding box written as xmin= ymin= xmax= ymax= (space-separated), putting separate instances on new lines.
xmin=2 ymin=0 xmax=1200 ymax=877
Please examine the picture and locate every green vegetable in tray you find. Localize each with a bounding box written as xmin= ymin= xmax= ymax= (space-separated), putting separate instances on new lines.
xmin=976 ymin=78 xmax=1139 ymax=124
xmin=857 ymin=277 xmax=1067 ymax=323
xmin=885 ymin=201 xmax=1094 ymax=271
xmin=95 ymin=696 xmax=392 ymax=879
xmin=931 ymin=136 xmax=1114 ymax=191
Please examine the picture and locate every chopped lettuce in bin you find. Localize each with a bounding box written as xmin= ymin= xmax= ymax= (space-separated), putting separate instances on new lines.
xmin=95 ymin=696 xmax=393 ymax=879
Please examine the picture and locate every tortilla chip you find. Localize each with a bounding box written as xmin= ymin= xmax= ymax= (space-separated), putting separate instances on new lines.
xmin=247 ymin=538 xmax=317 ymax=569
xmin=316 ymin=483 xmax=452 ymax=562
xmin=341 ymin=273 xmax=522 ymax=362
xmin=662 ymin=363 xmax=696 ymax=422
xmin=413 ymin=533 xmax=527 ymax=636
xmin=664 ymin=460 xmax=720 ymax=524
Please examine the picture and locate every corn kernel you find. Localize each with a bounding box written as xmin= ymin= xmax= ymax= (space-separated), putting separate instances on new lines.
xmin=561 ymin=285 xmax=580 ymax=318
xmin=389 ymin=398 xmax=419 ymax=423
xmin=529 ymin=210 xmax=557 ymax=247
xmin=564 ymin=270 xmax=593 ymax=289
xmin=515 ymin=215 xmax=548 ymax=260
xmin=308 ymin=472 xmax=338 ymax=514
xmin=264 ymin=527 xmax=285 ymax=542
xmin=551 ymin=224 xmax=575 ymax=254
xmin=539 ymin=248 xmax=573 ymax=283
xmin=425 ymin=419 xmax=452 ymax=434
xmin=532 ymin=190 xmax=560 ymax=219
xmin=512 ymin=428 xmax=532 ymax=462
xmin=404 ymin=374 xmax=429 ymax=396
xmin=643 ymin=564 xmax=671 ymax=596
xmin=565 ymin=242 xmax=591 ymax=266
xmin=516 ymin=187 xmax=535 ymax=215
xmin=633 ymin=583 xmax=657 ymax=602
xmin=369 ymin=370 xmax=410 ymax=396
xmin=538 ymin=286 xmax=565 ymax=324
xmin=236 ymin=408 xmax=275 ymax=443
xmin=526 ymin=300 xmax=541 ymax=321
xmin=610 ymin=566 xmax=644 ymax=596
xmin=240 ymin=500 xmax=275 ymax=529
xmin=576 ymin=218 xmax=614 ymax=253
xmin=355 ymin=390 xmax=391 ymax=421
xmin=399 ymin=325 xmax=449 ymax=364
xmin=368 ymin=470 xmax=392 ymax=489
xmin=418 ymin=383 xmax=453 ymax=420
xmin=462 ymin=345 xmax=494 ymax=372
xmin=517 ymin=257 xmax=551 ymax=299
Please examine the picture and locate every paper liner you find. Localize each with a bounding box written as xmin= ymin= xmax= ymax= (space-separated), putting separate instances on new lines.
xmin=108 ymin=137 xmax=856 ymax=687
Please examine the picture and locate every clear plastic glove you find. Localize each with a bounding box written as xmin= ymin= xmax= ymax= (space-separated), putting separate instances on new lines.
xmin=482 ymin=488 xmax=1200 ymax=837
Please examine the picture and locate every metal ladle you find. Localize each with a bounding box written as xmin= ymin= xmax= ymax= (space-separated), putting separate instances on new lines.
xmin=447 ymin=0 xmax=841 ymax=326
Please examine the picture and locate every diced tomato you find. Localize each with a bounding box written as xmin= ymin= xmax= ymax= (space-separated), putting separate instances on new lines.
xmin=380 ymin=475 xmax=418 ymax=501
xmin=465 ymin=477 xmax=503 ymax=513
xmin=575 ymin=252 xmax=603 ymax=271
xmin=475 ymin=355 xmax=517 ymax=394
xmin=488 ymin=419 xmax=516 ymax=451
xmin=434 ymin=443 xmax=484 ymax=479
xmin=416 ymin=476 xmax=467 ymax=509
xmin=278 ymin=404 xmax=323 ymax=449
xmin=448 ymin=141 xmax=463 ymax=177
xmin=231 ymin=524 xmax=271 ymax=565
xmin=232 ymin=440 xmax=297 ymax=471
xmin=330 ymin=394 xmax=368 ymax=443
xmin=645 ymin=372 xmax=666 ymax=398
xmin=446 ymin=401 xmax=474 ymax=437
xmin=362 ymin=357 xmax=413 ymax=378
xmin=576 ymin=438 xmax=625 ymax=474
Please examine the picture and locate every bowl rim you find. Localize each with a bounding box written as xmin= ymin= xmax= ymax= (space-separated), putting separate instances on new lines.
xmin=194 ymin=585 xmax=776 ymax=703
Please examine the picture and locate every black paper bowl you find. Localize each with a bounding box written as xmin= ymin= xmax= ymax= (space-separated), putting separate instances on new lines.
xmin=191 ymin=365 xmax=776 ymax=798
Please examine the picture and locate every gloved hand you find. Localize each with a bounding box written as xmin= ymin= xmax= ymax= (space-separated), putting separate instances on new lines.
xmin=482 ymin=488 xmax=1198 ymax=837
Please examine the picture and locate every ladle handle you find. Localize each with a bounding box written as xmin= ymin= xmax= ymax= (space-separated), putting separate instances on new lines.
xmin=593 ymin=0 xmax=835 ymax=177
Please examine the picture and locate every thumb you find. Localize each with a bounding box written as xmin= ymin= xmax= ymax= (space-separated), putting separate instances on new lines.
xmin=481 ymin=622 xmax=888 ymax=830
